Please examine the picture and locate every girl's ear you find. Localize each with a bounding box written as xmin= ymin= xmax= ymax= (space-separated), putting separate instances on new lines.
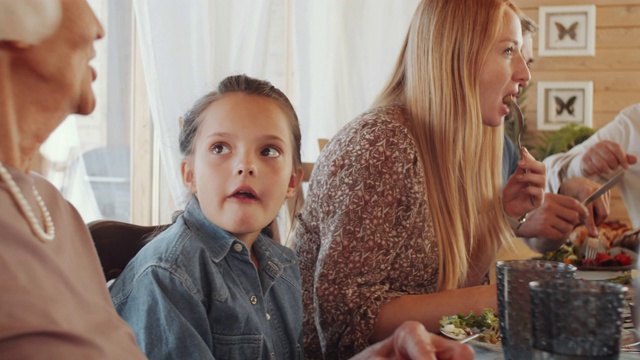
xmin=285 ymin=166 xmax=304 ymax=198
xmin=180 ymin=159 xmax=197 ymax=194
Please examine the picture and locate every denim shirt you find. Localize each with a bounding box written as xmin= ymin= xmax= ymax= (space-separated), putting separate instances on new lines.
xmin=110 ymin=199 xmax=303 ymax=360
xmin=502 ymin=134 xmax=519 ymax=186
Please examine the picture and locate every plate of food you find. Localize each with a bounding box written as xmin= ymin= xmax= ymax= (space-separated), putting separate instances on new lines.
xmin=539 ymin=222 xmax=639 ymax=271
xmin=439 ymin=308 xmax=501 ymax=352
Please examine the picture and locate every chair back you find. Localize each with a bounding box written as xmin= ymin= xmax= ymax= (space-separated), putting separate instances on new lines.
xmin=88 ymin=220 xmax=168 ymax=281
xmin=278 ymin=138 xmax=329 ymax=244
xmin=317 ymin=138 xmax=329 ymax=151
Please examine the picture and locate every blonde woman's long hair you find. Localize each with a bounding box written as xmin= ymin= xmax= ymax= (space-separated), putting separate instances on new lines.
xmin=373 ymin=0 xmax=521 ymax=291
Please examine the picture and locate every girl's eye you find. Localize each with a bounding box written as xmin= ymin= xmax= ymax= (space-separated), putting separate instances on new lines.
xmin=261 ymin=147 xmax=281 ymax=158
xmin=504 ymin=47 xmax=514 ymax=56
xmin=211 ymin=144 xmax=230 ymax=155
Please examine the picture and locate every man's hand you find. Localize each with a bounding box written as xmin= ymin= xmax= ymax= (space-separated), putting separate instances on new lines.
xmin=581 ymin=140 xmax=638 ymax=177
xmin=516 ymin=178 xmax=610 ymax=253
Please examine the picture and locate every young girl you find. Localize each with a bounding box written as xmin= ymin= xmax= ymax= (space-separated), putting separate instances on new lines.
xmin=109 ymin=74 xmax=305 ymax=359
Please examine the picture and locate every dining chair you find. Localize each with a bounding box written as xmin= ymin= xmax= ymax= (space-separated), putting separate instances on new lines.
xmin=317 ymin=138 xmax=329 ymax=151
xmin=277 ymin=138 xmax=327 ymax=244
xmin=88 ymin=219 xmax=169 ymax=282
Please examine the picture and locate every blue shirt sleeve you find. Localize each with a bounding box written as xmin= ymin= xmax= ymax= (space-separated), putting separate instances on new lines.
xmin=113 ymin=266 xmax=215 ymax=360
xmin=502 ymin=134 xmax=519 ymax=186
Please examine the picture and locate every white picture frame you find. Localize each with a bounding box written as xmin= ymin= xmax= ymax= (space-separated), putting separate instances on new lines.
xmin=537 ymin=81 xmax=593 ymax=131
xmin=538 ymin=5 xmax=596 ymax=57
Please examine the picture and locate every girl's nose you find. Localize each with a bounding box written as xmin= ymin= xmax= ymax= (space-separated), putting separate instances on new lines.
xmin=237 ymin=166 xmax=255 ymax=176
xmin=236 ymin=154 xmax=256 ymax=176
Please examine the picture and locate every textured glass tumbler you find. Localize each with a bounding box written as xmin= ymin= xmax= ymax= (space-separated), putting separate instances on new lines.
xmin=635 ymin=260 xmax=640 ymax=333
xmin=530 ymin=278 xmax=627 ymax=359
xmin=496 ymin=260 xmax=577 ymax=360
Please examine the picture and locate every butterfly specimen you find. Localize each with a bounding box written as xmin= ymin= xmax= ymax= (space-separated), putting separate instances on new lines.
xmin=554 ymin=96 xmax=577 ymax=116
xmin=555 ymin=21 xmax=578 ymax=41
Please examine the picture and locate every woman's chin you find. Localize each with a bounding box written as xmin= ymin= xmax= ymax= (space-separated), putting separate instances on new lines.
xmin=482 ymin=117 xmax=505 ymax=128
xmin=75 ymin=93 xmax=97 ymax=116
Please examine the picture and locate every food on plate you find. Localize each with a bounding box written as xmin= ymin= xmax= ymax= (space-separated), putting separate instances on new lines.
xmin=540 ymin=242 xmax=637 ymax=268
xmin=612 ymin=228 xmax=640 ymax=252
xmin=439 ymin=308 xmax=500 ymax=344
xmin=540 ymin=243 xmax=582 ymax=265
xmin=568 ymin=221 xmax=631 ymax=249
xmin=540 ymin=221 xmax=639 ymax=268
xmin=581 ymin=251 xmax=633 ymax=268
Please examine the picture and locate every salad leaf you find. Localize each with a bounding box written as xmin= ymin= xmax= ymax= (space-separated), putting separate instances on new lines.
xmin=439 ymin=308 xmax=500 ymax=344
xmin=540 ymin=242 xmax=582 ymax=265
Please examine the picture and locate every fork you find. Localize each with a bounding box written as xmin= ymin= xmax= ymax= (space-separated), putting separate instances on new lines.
xmin=504 ymin=95 xmax=526 ymax=159
xmin=504 ymin=95 xmax=535 ymax=206
xmin=584 ymin=237 xmax=599 ymax=260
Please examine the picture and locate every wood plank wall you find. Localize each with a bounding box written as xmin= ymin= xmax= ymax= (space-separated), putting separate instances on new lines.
xmin=517 ymin=0 xmax=640 ymax=226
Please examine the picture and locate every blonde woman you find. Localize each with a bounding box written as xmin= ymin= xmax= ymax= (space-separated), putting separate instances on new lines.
xmin=294 ymin=0 xmax=546 ymax=358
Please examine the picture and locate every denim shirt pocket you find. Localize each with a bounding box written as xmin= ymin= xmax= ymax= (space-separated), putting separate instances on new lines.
xmin=210 ymin=334 xmax=263 ymax=359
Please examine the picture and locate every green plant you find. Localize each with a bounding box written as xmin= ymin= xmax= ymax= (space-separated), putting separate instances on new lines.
xmin=534 ymin=123 xmax=594 ymax=160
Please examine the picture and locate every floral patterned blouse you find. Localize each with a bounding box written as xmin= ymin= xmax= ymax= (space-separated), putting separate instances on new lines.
xmin=294 ymin=103 xmax=439 ymax=359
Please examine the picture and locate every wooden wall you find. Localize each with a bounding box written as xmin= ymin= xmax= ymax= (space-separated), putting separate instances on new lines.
xmin=517 ymin=0 xmax=640 ymax=226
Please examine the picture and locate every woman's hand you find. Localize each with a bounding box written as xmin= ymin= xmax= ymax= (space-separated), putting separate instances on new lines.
xmin=351 ymin=321 xmax=474 ymax=360
xmin=502 ymin=148 xmax=546 ymax=219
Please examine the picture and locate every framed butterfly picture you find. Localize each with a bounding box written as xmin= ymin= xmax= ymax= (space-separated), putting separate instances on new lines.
xmin=539 ymin=5 xmax=596 ymax=57
xmin=537 ymin=81 xmax=593 ymax=131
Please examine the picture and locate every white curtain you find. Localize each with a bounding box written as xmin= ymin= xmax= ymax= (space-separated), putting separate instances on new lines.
xmin=133 ymin=0 xmax=420 ymax=213
xmin=291 ymin=0 xmax=419 ymax=162
xmin=134 ymin=0 xmax=214 ymax=211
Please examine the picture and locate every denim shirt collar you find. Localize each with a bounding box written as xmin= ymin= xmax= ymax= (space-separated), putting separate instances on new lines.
xmin=182 ymin=197 xmax=297 ymax=270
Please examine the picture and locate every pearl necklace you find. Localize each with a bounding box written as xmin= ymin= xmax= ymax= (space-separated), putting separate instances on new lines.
xmin=0 ymin=162 xmax=55 ymax=242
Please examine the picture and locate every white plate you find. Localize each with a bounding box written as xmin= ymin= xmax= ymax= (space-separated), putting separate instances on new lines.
xmin=440 ymin=327 xmax=501 ymax=351
xmin=574 ymin=270 xmax=627 ymax=281
xmin=469 ymin=339 xmax=502 ymax=352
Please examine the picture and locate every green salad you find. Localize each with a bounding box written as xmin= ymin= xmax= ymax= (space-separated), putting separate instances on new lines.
xmin=539 ymin=242 xmax=582 ymax=266
xmin=439 ymin=308 xmax=500 ymax=344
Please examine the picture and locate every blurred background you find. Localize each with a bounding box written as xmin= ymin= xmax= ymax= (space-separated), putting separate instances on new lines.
xmin=34 ymin=0 xmax=638 ymax=230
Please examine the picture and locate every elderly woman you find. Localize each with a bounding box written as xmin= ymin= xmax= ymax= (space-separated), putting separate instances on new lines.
xmin=0 ymin=0 xmax=145 ymax=358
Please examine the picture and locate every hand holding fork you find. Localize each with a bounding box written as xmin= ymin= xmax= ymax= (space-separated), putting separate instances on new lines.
xmin=504 ymin=95 xmax=537 ymax=206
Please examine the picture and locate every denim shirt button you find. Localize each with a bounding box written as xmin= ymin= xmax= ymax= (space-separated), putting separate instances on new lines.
xmin=233 ymin=243 xmax=243 ymax=252
xmin=266 ymin=312 xmax=271 ymax=320
xmin=270 ymin=352 xmax=275 ymax=358
xmin=250 ymin=295 xmax=257 ymax=305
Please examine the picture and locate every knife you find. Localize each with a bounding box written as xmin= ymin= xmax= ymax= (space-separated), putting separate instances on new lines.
xmin=582 ymin=170 xmax=625 ymax=206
